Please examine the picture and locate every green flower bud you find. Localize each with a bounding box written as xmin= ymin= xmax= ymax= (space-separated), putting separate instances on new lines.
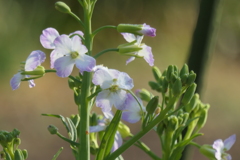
xmin=148 ymin=81 xmax=161 ymax=92
xmin=13 ymin=138 xmax=21 ymax=146
xmin=152 ymin=66 xmax=162 ymax=83
xmin=138 ymin=89 xmax=152 ymax=102
xmin=172 ymin=78 xmax=182 ymax=96
xmin=186 ymin=71 xmax=196 ymax=86
xmin=4 ymin=151 xmax=11 ymax=160
xmin=180 ymin=64 xmax=189 ymax=79
xmin=90 ymin=146 xmax=99 ymax=155
xmin=118 ymin=122 xmax=131 ymax=138
xmin=90 ymin=113 xmax=98 ymax=126
xmin=0 ymin=133 xmax=6 ymax=142
xmin=5 ymin=134 xmax=13 ymax=142
xmin=156 ymin=122 xmax=165 ymax=135
xmin=199 ymin=144 xmax=216 ymax=160
xmin=68 ymin=78 xmax=75 ymax=90
xmin=74 ymin=91 xmax=81 ymax=105
xmin=146 ymin=96 xmax=159 ymax=114
xmin=197 ymin=104 xmax=210 ymax=130
xmin=166 ymin=65 xmax=174 ymax=81
xmin=170 ymin=72 xmax=178 ymax=84
xmin=14 ymin=149 xmax=24 ymax=160
xmin=11 ymin=129 xmax=20 ymax=138
xmin=55 ymin=1 xmax=71 ymax=14
xmin=48 ymin=125 xmax=58 ymax=135
xmin=185 ymin=94 xmax=199 ymax=113
xmin=162 ymin=77 xmax=168 ymax=93
xmin=181 ymin=113 xmax=189 ymax=125
xmin=21 ymin=149 xmax=28 ymax=159
xmin=167 ymin=116 xmax=179 ymax=132
xmin=181 ymin=83 xmax=197 ymax=105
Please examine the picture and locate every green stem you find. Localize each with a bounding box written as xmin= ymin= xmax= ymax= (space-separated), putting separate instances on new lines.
xmin=92 ymin=25 xmax=117 ymax=37
xmin=94 ymin=48 xmax=119 ymax=59
xmin=69 ymin=12 xmax=85 ymax=27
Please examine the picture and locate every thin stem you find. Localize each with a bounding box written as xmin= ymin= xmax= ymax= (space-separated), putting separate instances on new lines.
xmin=45 ymin=69 xmax=56 ymax=73
xmin=69 ymin=12 xmax=85 ymax=27
xmin=92 ymin=25 xmax=117 ymax=37
xmin=94 ymin=48 xmax=119 ymax=59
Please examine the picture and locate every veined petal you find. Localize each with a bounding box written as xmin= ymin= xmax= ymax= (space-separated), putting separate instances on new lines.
xmin=75 ymin=54 xmax=96 ymax=72
xmin=90 ymin=125 xmax=106 ymax=133
xmin=213 ymin=139 xmax=224 ymax=152
xmin=112 ymin=90 xmax=128 ymax=110
xmin=69 ymin=30 xmax=84 ymax=38
xmin=126 ymin=56 xmax=135 ymax=65
xmin=96 ymin=90 xmax=113 ymax=112
xmin=28 ymin=79 xmax=35 ymax=88
xmin=139 ymin=23 xmax=156 ymax=37
xmin=122 ymin=111 xmax=140 ymax=123
xmin=25 ymin=50 xmax=46 ymax=71
xmin=10 ymin=72 xmax=23 ymax=90
xmin=54 ymin=56 xmax=75 ymax=77
xmin=54 ymin=35 xmax=72 ymax=56
xmin=121 ymin=33 xmax=137 ymax=42
xmin=50 ymin=50 xmax=61 ymax=69
xmin=93 ymin=69 xmax=114 ymax=89
xmin=117 ymin=72 xmax=134 ymax=90
xmin=40 ymin=28 xmax=59 ymax=49
xmin=138 ymin=45 xmax=154 ymax=66
xmin=224 ymin=134 xmax=236 ymax=151
xmin=71 ymin=36 xmax=88 ymax=54
xmin=111 ymin=131 xmax=122 ymax=152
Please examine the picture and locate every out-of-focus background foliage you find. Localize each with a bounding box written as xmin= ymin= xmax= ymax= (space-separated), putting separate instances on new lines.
xmin=1 ymin=0 xmax=240 ymax=159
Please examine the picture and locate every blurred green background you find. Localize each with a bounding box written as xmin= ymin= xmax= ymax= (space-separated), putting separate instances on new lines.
xmin=1 ymin=0 xmax=240 ymax=159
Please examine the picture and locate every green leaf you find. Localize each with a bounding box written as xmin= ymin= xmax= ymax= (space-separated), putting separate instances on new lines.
xmin=66 ymin=117 xmax=77 ymax=141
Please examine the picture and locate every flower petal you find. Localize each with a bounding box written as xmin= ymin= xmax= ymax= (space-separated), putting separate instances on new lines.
xmin=126 ymin=56 xmax=135 ymax=65
xmin=138 ymin=45 xmax=154 ymax=66
xmin=53 ymin=35 xmax=72 ymax=56
xmin=40 ymin=28 xmax=59 ymax=49
xmin=117 ymin=72 xmax=134 ymax=90
xmin=54 ymin=56 xmax=75 ymax=77
xmin=96 ymin=90 xmax=113 ymax=112
xmin=69 ymin=30 xmax=84 ymax=38
xmin=10 ymin=72 xmax=23 ymax=90
xmin=112 ymin=90 xmax=128 ymax=110
xmin=25 ymin=50 xmax=46 ymax=71
xmin=90 ymin=125 xmax=106 ymax=133
xmin=139 ymin=23 xmax=156 ymax=37
xmin=71 ymin=36 xmax=87 ymax=53
xmin=224 ymin=134 xmax=236 ymax=151
xmin=121 ymin=33 xmax=137 ymax=42
xmin=92 ymin=69 xmax=115 ymax=89
xmin=111 ymin=131 xmax=122 ymax=152
xmin=75 ymin=55 xmax=96 ymax=72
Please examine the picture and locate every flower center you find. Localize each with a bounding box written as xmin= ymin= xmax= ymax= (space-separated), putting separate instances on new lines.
xmin=71 ymin=51 xmax=79 ymax=59
xmin=109 ymin=85 xmax=119 ymax=93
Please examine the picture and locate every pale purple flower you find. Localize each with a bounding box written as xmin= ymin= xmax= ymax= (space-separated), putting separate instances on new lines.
xmin=121 ymin=33 xmax=154 ymax=66
xmin=10 ymin=50 xmax=46 ymax=90
xmin=212 ymin=134 xmax=236 ymax=160
xmin=40 ymin=28 xmax=84 ymax=68
xmin=139 ymin=23 xmax=156 ymax=37
xmin=122 ymin=93 xmax=146 ymax=123
xmin=53 ymin=35 xmax=96 ymax=77
xmin=92 ymin=67 xmax=134 ymax=112
xmin=90 ymin=112 xmax=123 ymax=152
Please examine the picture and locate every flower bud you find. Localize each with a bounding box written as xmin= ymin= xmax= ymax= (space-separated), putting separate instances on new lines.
xmin=185 ymin=94 xmax=199 ymax=113
xmin=148 ymin=81 xmax=161 ymax=92
xmin=48 ymin=125 xmax=58 ymax=135
xmin=55 ymin=1 xmax=71 ymax=14
xmin=172 ymin=78 xmax=182 ymax=96
xmin=146 ymin=96 xmax=159 ymax=114
xmin=181 ymin=83 xmax=197 ymax=105
xmin=68 ymin=78 xmax=75 ymax=90
xmin=90 ymin=113 xmax=98 ymax=126
xmin=180 ymin=64 xmax=189 ymax=79
xmin=13 ymin=138 xmax=21 ymax=146
xmin=186 ymin=71 xmax=196 ymax=86
xmin=152 ymin=66 xmax=162 ymax=83
xmin=22 ymin=149 xmax=28 ymax=159
xmin=197 ymin=104 xmax=210 ymax=130
xmin=167 ymin=116 xmax=179 ymax=132
xmin=166 ymin=65 xmax=174 ymax=81
xmin=138 ymin=89 xmax=152 ymax=102
xmin=14 ymin=149 xmax=24 ymax=160
xmin=199 ymin=144 xmax=216 ymax=160
xmin=162 ymin=77 xmax=168 ymax=93
xmin=118 ymin=122 xmax=131 ymax=138
xmin=117 ymin=23 xmax=156 ymax=37
xmin=11 ymin=129 xmax=20 ymax=138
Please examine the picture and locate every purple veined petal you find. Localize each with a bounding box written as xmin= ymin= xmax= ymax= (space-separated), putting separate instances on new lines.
xmin=103 ymin=111 xmax=114 ymax=120
xmin=213 ymin=139 xmax=224 ymax=153
xmin=90 ymin=125 xmax=106 ymax=133
xmin=53 ymin=35 xmax=72 ymax=56
xmin=139 ymin=23 xmax=156 ymax=37
xmin=117 ymin=72 xmax=134 ymax=90
xmin=112 ymin=90 xmax=128 ymax=110
xmin=122 ymin=111 xmax=141 ymax=123
xmin=54 ymin=56 xmax=75 ymax=77
xmin=40 ymin=27 xmax=59 ymax=49
xmin=10 ymin=72 xmax=23 ymax=90
xmin=92 ymin=69 xmax=114 ymax=89
xmin=69 ymin=30 xmax=84 ymax=38
xmin=126 ymin=56 xmax=135 ymax=65
xmin=96 ymin=90 xmax=113 ymax=112
xmin=50 ymin=50 xmax=61 ymax=69
xmin=71 ymin=36 xmax=88 ymax=54
xmin=136 ymin=35 xmax=144 ymax=45
xmin=25 ymin=50 xmax=46 ymax=71
xmin=108 ymin=69 xmax=120 ymax=79
xmin=121 ymin=33 xmax=136 ymax=42
xmin=138 ymin=45 xmax=154 ymax=66
xmin=75 ymin=54 xmax=96 ymax=73
xmin=28 ymin=79 xmax=35 ymax=88
xmin=224 ymin=134 xmax=236 ymax=151
xmin=111 ymin=131 xmax=122 ymax=152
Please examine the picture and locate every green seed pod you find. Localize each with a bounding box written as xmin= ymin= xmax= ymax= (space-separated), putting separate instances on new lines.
xmin=186 ymin=71 xmax=196 ymax=86
xmin=14 ymin=149 xmax=24 ymax=160
xmin=48 ymin=125 xmax=58 ymax=135
xmin=152 ymin=66 xmax=162 ymax=83
xmin=55 ymin=1 xmax=71 ymax=14
xmin=172 ymin=78 xmax=182 ymax=96
xmin=181 ymin=83 xmax=197 ymax=105
xmin=21 ymin=149 xmax=28 ymax=159
xmin=118 ymin=122 xmax=131 ymax=138
xmin=146 ymin=96 xmax=159 ymax=114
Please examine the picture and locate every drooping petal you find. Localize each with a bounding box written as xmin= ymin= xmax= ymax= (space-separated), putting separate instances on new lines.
xmin=117 ymin=72 xmax=134 ymax=90
xmin=10 ymin=72 xmax=23 ymax=90
xmin=139 ymin=23 xmax=156 ymax=37
xmin=28 ymin=79 xmax=35 ymax=88
xmin=25 ymin=50 xmax=46 ymax=71
xmin=121 ymin=33 xmax=137 ymax=42
xmin=126 ymin=56 xmax=135 ymax=65
xmin=224 ymin=134 xmax=236 ymax=151
xmin=90 ymin=125 xmax=106 ymax=133
xmin=75 ymin=54 xmax=96 ymax=73
xmin=111 ymin=131 xmax=122 ymax=152
xmin=54 ymin=56 xmax=75 ymax=77
xmin=96 ymin=90 xmax=113 ymax=112
xmin=40 ymin=28 xmax=59 ymax=49
xmin=53 ymin=35 xmax=72 ymax=56
xmin=138 ymin=45 xmax=154 ymax=66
